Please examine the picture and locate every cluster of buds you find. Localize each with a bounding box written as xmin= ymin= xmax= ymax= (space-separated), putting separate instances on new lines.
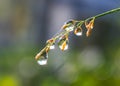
xmin=35 ymin=17 xmax=95 ymax=65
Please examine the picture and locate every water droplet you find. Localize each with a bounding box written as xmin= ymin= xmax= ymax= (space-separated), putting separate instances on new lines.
xmin=37 ymin=52 xmax=48 ymax=65
xmin=59 ymin=43 xmax=68 ymax=51
xmin=74 ymin=27 xmax=82 ymax=36
xmin=50 ymin=43 xmax=55 ymax=49
xmin=62 ymin=19 xmax=75 ymax=32
xmin=65 ymin=26 xmax=74 ymax=32
xmin=58 ymin=38 xmax=69 ymax=51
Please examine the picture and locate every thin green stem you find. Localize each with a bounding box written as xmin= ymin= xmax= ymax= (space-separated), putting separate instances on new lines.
xmin=86 ymin=7 xmax=120 ymax=21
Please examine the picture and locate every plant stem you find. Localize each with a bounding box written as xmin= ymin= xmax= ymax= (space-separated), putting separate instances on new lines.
xmin=35 ymin=7 xmax=120 ymax=61
xmin=86 ymin=7 xmax=120 ymax=20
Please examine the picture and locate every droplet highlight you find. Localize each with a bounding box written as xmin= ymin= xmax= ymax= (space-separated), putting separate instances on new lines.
xmin=65 ymin=26 xmax=74 ymax=32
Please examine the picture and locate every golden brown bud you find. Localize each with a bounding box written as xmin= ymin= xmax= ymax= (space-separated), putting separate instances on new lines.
xmin=85 ymin=17 xmax=95 ymax=37
xmin=85 ymin=17 xmax=95 ymax=30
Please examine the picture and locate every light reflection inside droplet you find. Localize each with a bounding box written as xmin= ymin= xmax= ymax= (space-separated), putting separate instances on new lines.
xmin=65 ymin=26 xmax=74 ymax=32
xmin=37 ymin=59 xmax=47 ymax=65
xmin=75 ymin=32 xmax=82 ymax=36
xmin=50 ymin=44 xmax=55 ymax=49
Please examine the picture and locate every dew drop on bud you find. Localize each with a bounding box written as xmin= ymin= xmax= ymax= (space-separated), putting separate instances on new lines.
xmin=62 ymin=19 xmax=75 ymax=32
xmin=74 ymin=28 xmax=82 ymax=36
xmin=61 ymin=42 xmax=68 ymax=50
xmin=46 ymin=39 xmax=55 ymax=50
xmin=37 ymin=52 xmax=48 ymax=65
xmin=58 ymin=39 xmax=69 ymax=51
xmin=64 ymin=40 xmax=69 ymax=50
xmin=65 ymin=26 xmax=74 ymax=32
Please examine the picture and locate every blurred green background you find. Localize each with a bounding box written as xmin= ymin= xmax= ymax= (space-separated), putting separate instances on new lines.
xmin=0 ymin=0 xmax=120 ymax=86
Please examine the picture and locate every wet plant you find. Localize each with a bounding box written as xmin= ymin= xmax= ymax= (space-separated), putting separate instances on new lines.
xmin=35 ymin=7 xmax=120 ymax=65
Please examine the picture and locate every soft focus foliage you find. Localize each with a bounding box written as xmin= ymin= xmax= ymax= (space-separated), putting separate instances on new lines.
xmin=0 ymin=0 xmax=120 ymax=86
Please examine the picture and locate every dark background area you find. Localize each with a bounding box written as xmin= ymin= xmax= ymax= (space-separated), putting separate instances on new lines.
xmin=0 ymin=0 xmax=120 ymax=86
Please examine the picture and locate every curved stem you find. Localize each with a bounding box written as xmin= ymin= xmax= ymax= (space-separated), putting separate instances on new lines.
xmin=35 ymin=7 xmax=120 ymax=63
xmin=86 ymin=7 xmax=120 ymax=21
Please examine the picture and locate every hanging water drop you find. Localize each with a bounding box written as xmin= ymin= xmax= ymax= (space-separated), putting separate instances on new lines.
xmin=59 ymin=40 xmax=68 ymax=51
xmin=62 ymin=19 xmax=75 ymax=32
xmin=58 ymin=36 xmax=69 ymax=51
xmin=74 ymin=27 xmax=82 ymax=36
xmin=37 ymin=52 xmax=48 ymax=65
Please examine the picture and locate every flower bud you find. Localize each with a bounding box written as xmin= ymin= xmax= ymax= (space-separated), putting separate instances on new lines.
xmin=85 ymin=17 xmax=95 ymax=30
xmin=85 ymin=17 xmax=95 ymax=37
